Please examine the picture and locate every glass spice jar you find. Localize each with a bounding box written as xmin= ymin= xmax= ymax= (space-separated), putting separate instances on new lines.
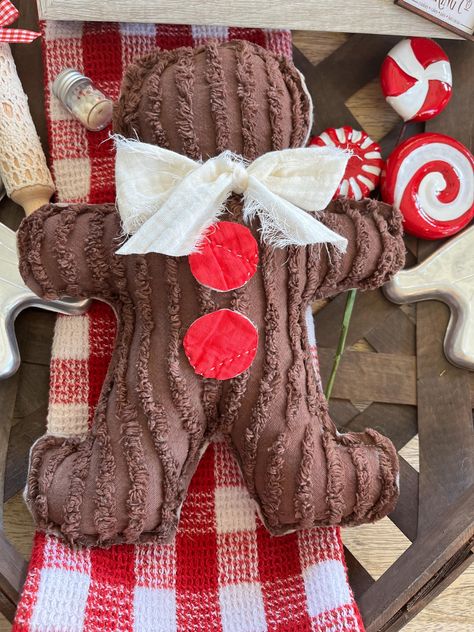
xmin=52 ymin=69 xmax=113 ymax=132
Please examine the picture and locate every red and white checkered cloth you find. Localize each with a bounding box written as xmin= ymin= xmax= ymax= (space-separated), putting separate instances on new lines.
xmin=13 ymin=20 xmax=364 ymax=632
xmin=0 ymin=0 xmax=40 ymax=43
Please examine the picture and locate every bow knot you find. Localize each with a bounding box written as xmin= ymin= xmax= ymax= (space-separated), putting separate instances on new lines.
xmin=0 ymin=0 xmax=40 ymax=44
xmin=114 ymin=137 xmax=350 ymax=257
xmin=230 ymin=160 xmax=249 ymax=195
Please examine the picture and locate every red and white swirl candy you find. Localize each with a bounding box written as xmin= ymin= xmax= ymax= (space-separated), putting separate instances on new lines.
xmin=380 ymin=37 xmax=452 ymax=122
xmin=381 ymin=133 xmax=474 ymax=239
xmin=310 ymin=127 xmax=383 ymax=200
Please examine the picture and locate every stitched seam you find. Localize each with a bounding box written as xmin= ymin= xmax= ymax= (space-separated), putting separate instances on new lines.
xmin=191 ymin=345 xmax=257 ymax=375
xmin=208 ymin=242 xmax=258 ymax=280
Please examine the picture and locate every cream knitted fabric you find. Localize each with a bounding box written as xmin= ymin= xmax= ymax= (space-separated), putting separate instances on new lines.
xmin=0 ymin=43 xmax=53 ymax=198
xmin=46 ymin=313 xmax=90 ymax=437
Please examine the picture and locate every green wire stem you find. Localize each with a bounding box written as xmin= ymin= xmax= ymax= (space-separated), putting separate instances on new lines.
xmin=324 ymin=288 xmax=357 ymax=400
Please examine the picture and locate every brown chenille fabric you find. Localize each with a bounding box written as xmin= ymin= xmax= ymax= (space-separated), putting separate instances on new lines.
xmin=18 ymin=40 xmax=405 ymax=547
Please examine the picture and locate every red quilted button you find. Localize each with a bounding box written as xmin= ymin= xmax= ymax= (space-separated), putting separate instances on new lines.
xmin=189 ymin=221 xmax=259 ymax=292
xmin=183 ymin=309 xmax=258 ymax=380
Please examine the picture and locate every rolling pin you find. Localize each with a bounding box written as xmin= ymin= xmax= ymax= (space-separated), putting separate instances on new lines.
xmin=0 ymin=42 xmax=54 ymax=215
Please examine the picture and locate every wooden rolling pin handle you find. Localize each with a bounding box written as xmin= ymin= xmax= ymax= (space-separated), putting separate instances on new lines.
xmin=11 ymin=184 xmax=55 ymax=215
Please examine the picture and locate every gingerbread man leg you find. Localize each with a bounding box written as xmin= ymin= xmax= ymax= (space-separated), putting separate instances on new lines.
xmin=26 ymin=294 xmax=209 ymax=545
xmin=227 ymin=377 xmax=398 ymax=534
xmin=222 ymin=303 xmax=398 ymax=533
xmin=19 ymin=204 xmax=211 ymax=545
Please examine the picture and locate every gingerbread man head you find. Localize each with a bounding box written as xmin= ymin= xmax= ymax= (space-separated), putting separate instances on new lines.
xmin=18 ymin=40 xmax=404 ymax=547
xmin=114 ymin=40 xmax=312 ymax=160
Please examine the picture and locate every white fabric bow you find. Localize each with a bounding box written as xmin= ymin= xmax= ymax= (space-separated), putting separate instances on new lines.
xmin=114 ymin=137 xmax=349 ymax=256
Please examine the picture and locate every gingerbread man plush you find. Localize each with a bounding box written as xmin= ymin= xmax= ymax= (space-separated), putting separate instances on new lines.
xmin=18 ymin=40 xmax=405 ymax=547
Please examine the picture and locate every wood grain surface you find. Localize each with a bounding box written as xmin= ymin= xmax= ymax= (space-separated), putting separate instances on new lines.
xmin=36 ymin=0 xmax=462 ymax=38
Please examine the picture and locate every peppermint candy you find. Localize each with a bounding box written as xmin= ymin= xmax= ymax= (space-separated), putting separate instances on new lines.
xmin=381 ymin=133 xmax=474 ymax=239
xmin=310 ymin=127 xmax=383 ymax=200
xmin=380 ymin=37 xmax=452 ymax=122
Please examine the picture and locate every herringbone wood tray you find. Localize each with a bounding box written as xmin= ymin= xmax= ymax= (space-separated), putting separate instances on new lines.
xmin=0 ymin=3 xmax=473 ymax=629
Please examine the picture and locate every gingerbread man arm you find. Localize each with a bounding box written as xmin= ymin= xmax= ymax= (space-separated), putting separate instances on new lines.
xmin=17 ymin=203 xmax=121 ymax=301
xmin=310 ymin=197 xmax=405 ymax=300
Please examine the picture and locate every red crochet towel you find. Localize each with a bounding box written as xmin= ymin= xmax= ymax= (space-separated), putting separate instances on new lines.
xmin=13 ymin=20 xmax=364 ymax=632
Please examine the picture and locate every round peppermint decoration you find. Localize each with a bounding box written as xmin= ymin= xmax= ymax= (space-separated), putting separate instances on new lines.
xmin=380 ymin=37 xmax=452 ymax=122
xmin=183 ymin=309 xmax=258 ymax=380
xmin=189 ymin=221 xmax=259 ymax=292
xmin=381 ymin=133 xmax=474 ymax=239
xmin=310 ymin=127 xmax=383 ymax=200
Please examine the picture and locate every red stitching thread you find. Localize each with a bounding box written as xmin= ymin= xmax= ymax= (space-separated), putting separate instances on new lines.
xmin=207 ymin=346 xmax=257 ymax=372
xmin=211 ymin=242 xmax=259 ymax=270
xmin=189 ymin=345 xmax=258 ymax=376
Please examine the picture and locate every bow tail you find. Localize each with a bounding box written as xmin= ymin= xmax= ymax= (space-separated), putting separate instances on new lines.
xmin=243 ymin=179 xmax=348 ymax=252
xmin=0 ymin=0 xmax=40 ymax=42
xmin=116 ymin=171 xmax=234 ymax=257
